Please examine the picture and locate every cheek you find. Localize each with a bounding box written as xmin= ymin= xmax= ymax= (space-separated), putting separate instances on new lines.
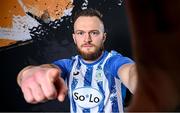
xmin=95 ymin=39 xmax=104 ymax=46
xmin=75 ymin=40 xmax=82 ymax=47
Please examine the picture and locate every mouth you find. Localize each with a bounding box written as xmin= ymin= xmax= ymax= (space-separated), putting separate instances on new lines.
xmin=82 ymin=44 xmax=94 ymax=48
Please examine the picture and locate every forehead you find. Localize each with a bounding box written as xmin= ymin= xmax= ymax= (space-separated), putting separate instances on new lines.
xmin=74 ymin=16 xmax=104 ymax=31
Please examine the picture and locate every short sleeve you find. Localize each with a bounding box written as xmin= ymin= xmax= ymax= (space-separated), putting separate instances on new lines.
xmin=104 ymin=53 xmax=134 ymax=79
xmin=53 ymin=59 xmax=73 ymax=80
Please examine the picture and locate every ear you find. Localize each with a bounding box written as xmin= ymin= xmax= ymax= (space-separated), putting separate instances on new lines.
xmin=72 ymin=33 xmax=77 ymax=44
xmin=102 ymin=32 xmax=107 ymax=43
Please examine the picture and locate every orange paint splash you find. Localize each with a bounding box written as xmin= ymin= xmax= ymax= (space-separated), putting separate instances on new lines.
xmin=0 ymin=0 xmax=73 ymax=47
xmin=0 ymin=0 xmax=25 ymax=28
xmin=0 ymin=0 xmax=73 ymax=28
xmin=22 ymin=0 xmax=73 ymax=21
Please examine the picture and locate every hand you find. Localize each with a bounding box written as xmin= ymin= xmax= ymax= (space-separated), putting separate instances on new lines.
xmin=18 ymin=65 xmax=68 ymax=104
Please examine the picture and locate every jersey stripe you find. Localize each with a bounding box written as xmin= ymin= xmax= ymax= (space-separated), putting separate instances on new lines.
xmin=84 ymin=66 xmax=93 ymax=87
xmin=97 ymin=81 xmax=105 ymax=112
xmin=82 ymin=66 xmax=93 ymax=113
xmin=71 ymin=78 xmax=78 ymax=112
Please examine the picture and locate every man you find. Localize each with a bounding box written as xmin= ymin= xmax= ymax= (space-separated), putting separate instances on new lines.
xmin=17 ymin=8 xmax=137 ymax=112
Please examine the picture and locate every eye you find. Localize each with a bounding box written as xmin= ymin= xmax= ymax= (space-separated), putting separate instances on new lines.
xmin=89 ymin=31 xmax=100 ymax=37
xmin=76 ymin=31 xmax=85 ymax=36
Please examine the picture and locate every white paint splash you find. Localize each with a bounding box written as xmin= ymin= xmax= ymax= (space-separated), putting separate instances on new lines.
xmin=81 ymin=0 xmax=88 ymax=10
xmin=0 ymin=0 xmax=74 ymax=41
xmin=62 ymin=7 xmax=73 ymax=17
xmin=118 ymin=0 xmax=123 ymax=6
xmin=0 ymin=15 xmax=40 ymax=41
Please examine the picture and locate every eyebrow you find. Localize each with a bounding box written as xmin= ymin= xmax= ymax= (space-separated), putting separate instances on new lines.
xmin=74 ymin=30 xmax=100 ymax=33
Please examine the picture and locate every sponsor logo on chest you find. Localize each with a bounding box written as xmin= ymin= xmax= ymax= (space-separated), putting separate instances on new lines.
xmin=72 ymin=87 xmax=103 ymax=108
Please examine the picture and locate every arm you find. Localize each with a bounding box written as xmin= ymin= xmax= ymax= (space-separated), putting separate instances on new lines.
xmin=17 ymin=64 xmax=59 ymax=86
xmin=17 ymin=64 xmax=68 ymax=103
xmin=118 ymin=63 xmax=137 ymax=94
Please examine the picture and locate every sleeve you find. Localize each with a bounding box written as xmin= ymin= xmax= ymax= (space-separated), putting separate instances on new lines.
xmin=105 ymin=53 xmax=134 ymax=79
xmin=52 ymin=59 xmax=73 ymax=80
xmin=104 ymin=52 xmax=134 ymax=104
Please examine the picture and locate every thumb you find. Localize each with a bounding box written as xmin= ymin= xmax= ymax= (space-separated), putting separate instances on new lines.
xmin=55 ymin=77 xmax=68 ymax=102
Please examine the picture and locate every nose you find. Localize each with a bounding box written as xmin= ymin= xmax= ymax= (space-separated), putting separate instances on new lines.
xmin=84 ymin=33 xmax=92 ymax=42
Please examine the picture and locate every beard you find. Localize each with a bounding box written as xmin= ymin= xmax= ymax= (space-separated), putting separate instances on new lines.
xmin=77 ymin=43 xmax=104 ymax=61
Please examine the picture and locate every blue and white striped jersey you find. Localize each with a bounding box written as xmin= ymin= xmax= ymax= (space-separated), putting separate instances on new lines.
xmin=53 ymin=50 xmax=134 ymax=113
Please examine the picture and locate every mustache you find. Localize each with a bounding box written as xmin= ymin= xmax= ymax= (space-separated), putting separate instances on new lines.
xmin=81 ymin=43 xmax=96 ymax=47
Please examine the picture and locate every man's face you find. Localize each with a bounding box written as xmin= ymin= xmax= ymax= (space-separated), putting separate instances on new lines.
xmin=73 ymin=16 xmax=106 ymax=61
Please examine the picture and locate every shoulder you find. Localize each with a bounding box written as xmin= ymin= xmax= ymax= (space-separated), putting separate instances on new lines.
xmin=52 ymin=55 xmax=80 ymax=72
xmin=106 ymin=50 xmax=134 ymax=65
xmin=104 ymin=50 xmax=134 ymax=76
xmin=52 ymin=55 xmax=78 ymax=78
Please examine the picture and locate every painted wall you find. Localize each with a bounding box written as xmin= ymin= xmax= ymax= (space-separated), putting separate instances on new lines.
xmin=0 ymin=0 xmax=126 ymax=49
xmin=0 ymin=0 xmax=73 ymax=47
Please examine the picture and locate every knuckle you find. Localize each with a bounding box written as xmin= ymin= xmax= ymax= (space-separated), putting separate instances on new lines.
xmin=24 ymin=94 xmax=35 ymax=103
xmin=49 ymin=68 xmax=59 ymax=76
xmin=26 ymin=97 xmax=35 ymax=103
xmin=34 ymin=95 xmax=46 ymax=102
xmin=33 ymin=88 xmax=46 ymax=102
xmin=33 ymin=89 xmax=46 ymax=102
xmin=24 ymin=78 xmax=36 ymax=88
xmin=34 ymin=71 xmax=44 ymax=80
xmin=21 ymin=78 xmax=33 ymax=88
xmin=53 ymin=68 xmax=60 ymax=74
xmin=45 ymin=91 xmax=57 ymax=99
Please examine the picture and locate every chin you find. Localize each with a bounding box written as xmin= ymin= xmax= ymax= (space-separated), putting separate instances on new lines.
xmin=82 ymin=48 xmax=96 ymax=54
xmin=77 ymin=45 xmax=104 ymax=61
